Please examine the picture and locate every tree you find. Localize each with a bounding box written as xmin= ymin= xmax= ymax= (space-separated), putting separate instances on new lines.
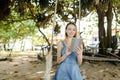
xmin=95 ymin=1 xmax=112 ymax=54
xmin=95 ymin=0 xmax=120 ymax=54
xmin=80 ymin=0 xmax=120 ymax=54
xmin=0 ymin=0 xmax=120 ymax=54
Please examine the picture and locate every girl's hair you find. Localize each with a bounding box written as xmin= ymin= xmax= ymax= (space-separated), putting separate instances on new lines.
xmin=65 ymin=22 xmax=77 ymax=38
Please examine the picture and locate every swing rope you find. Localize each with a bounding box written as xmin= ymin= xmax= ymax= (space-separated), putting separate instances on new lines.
xmin=78 ymin=0 xmax=81 ymax=33
xmin=44 ymin=0 xmax=58 ymax=80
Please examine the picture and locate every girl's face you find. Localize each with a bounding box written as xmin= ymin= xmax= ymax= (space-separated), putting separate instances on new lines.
xmin=66 ymin=24 xmax=76 ymax=38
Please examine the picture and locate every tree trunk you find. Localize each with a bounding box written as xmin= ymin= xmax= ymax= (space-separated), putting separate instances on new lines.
xmin=96 ymin=3 xmax=106 ymax=54
xmin=106 ymin=1 xmax=113 ymax=48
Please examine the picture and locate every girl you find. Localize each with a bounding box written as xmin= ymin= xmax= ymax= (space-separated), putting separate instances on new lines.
xmin=53 ymin=22 xmax=83 ymax=80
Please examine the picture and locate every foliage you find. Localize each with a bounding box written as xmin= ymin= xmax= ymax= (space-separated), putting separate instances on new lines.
xmin=113 ymin=0 xmax=120 ymax=29
xmin=0 ymin=0 xmax=120 ymax=51
xmin=0 ymin=0 xmax=12 ymax=20
xmin=0 ymin=19 xmax=36 ymax=44
xmin=0 ymin=0 xmax=120 ymax=25
xmin=54 ymin=22 xmax=60 ymax=35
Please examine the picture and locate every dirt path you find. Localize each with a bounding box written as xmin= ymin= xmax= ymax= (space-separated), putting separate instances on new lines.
xmin=0 ymin=54 xmax=120 ymax=80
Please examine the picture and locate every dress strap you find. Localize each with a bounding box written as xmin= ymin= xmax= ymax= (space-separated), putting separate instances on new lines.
xmin=61 ymin=40 xmax=66 ymax=55
xmin=61 ymin=40 xmax=65 ymax=47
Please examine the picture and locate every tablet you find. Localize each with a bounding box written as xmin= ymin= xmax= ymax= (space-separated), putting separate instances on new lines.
xmin=70 ymin=38 xmax=83 ymax=51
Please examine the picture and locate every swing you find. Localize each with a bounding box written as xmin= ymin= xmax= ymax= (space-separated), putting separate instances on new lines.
xmin=44 ymin=0 xmax=58 ymax=80
xmin=44 ymin=0 xmax=81 ymax=80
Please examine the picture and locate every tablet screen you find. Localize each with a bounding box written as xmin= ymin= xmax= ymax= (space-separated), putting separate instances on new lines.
xmin=70 ymin=38 xmax=82 ymax=51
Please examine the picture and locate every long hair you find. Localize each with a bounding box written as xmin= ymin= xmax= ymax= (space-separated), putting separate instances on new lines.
xmin=65 ymin=22 xmax=77 ymax=38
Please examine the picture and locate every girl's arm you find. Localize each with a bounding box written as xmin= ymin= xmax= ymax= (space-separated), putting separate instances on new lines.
xmin=56 ymin=41 xmax=71 ymax=64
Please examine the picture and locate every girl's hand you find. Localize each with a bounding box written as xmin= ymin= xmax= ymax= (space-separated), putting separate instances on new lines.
xmin=74 ymin=46 xmax=83 ymax=55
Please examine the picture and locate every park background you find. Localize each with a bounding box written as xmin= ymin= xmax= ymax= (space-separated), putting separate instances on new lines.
xmin=0 ymin=0 xmax=120 ymax=80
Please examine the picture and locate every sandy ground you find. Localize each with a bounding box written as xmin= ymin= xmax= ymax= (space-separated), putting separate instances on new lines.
xmin=0 ymin=51 xmax=120 ymax=80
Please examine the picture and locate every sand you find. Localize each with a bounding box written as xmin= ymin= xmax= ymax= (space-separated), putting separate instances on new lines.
xmin=0 ymin=51 xmax=120 ymax=80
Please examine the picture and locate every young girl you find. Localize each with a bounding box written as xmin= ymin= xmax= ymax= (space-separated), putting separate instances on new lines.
xmin=53 ymin=22 xmax=83 ymax=80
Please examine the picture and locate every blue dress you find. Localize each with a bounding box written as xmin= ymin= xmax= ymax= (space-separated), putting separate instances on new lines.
xmin=53 ymin=41 xmax=83 ymax=80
